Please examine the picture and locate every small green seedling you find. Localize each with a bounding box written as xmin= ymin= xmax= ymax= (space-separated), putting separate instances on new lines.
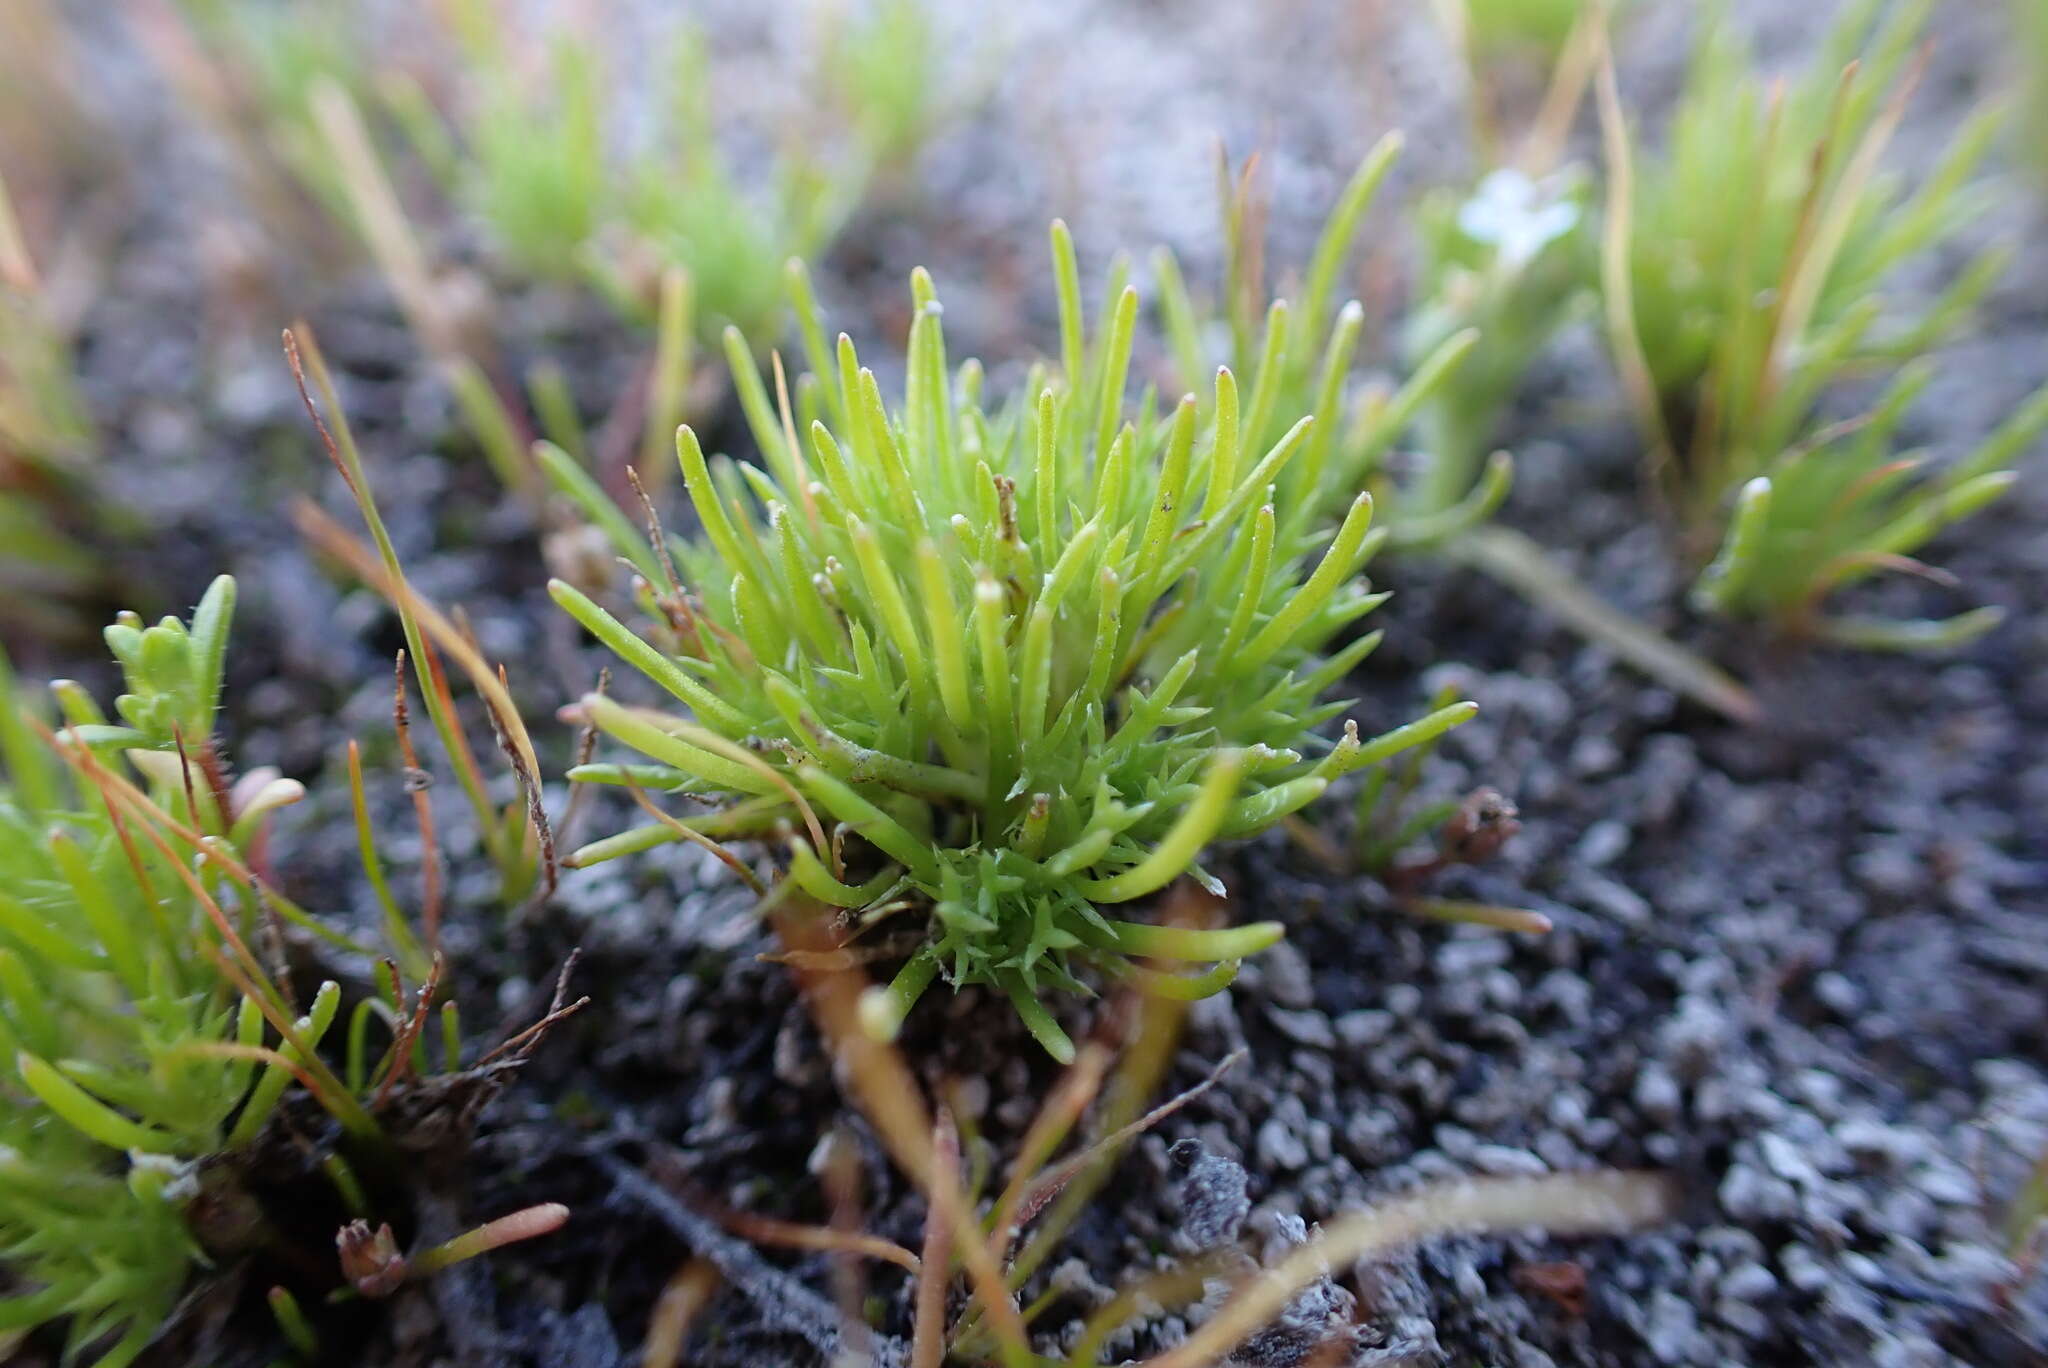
xmin=1599 ymin=0 xmax=2035 ymax=645
xmin=554 ymin=226 xmax=1475 ymax=1061
xmin=0 ymin=584 xmax=351 ymax=1367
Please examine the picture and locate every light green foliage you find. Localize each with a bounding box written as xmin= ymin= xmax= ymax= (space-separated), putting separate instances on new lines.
xmin=1151 ymin=138 xmax=1496 ymax=548
xmin=96 ymin=578 xmax=235 ymax=755
xmin=1607 ymin=0 xmax=2029 ymax=644
xmin=1404 ymin=167 xmax=1588 ymax=530
xmin=554 ymin=229 xmax=1473 ymax=1061
xmin=615 ymin=30 xmax=838 ymax=344
xmin=1458 ymin=0 xmax=1624 ymax=60
xmin=1617 ymin=0 xmax=2000 ymax=512
xmin=447 ymin=28 xmax=607 ymax=278
xmin=176 ymin=0 xmax=375 ymax=225
xmin=0 ymin=580 xmax=345 ymax=1366
xmin=0 ymin=172 xmax=93 ymax=607
xmin=1689 ymin=371 xmax=2048 ymax=647
xmin=828 ymin=0 xmax=941 ymax=170
xmin=2017 ymin=0 xmax=2048 ymax=178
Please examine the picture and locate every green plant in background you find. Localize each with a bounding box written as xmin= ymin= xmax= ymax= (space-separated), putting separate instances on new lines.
xmin=0 ymin=169 xmax=95 ymax=623
xmin=1686 ymin=371 xmax=2048 ymax=648
xmin=0 ymin=580 xmax=351 ymax=1366
xmin=1600 ymin=0 xmax=2040 ymax=647
xmin=1450 ymin=0 xmax=1628 ymax=62
xmin=551 ymin=224 xmax=1475 ymax=1061
xmin=2016 ymin=0 xmax=2048 ymax=180
xmin=168 ymin=0 xmax=380 ymax=245
xmin=1403 ymin=166 xmax=1590 ymax=526
xmin=1152 ymin=136 xmax=1498 ymax=548
xmin=611 ymin=28 xmax=840 ymax=348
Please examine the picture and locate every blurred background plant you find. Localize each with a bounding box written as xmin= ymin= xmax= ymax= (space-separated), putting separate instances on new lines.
xmin=1598 ymin=0 xmax=2041 ymax=648
xmin=0 ymin=170 xmax=98 ymax=639
xmin=1151 ymin=137 xmax=1490 ymax=547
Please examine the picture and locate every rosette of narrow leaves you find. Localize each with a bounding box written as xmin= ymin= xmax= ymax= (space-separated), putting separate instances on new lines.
xmin=1150 ymin=136 xmax=1501 ymax=549
xmin=1600 ymin=0 xmax=2036 ymax=645
xmin=553 ymin=230 xmax=1473 ymax=1060
xmin=1608 ymin=0 xmax=2006 ymax=532
xmin=0 ymin=589 xmax=365 ymax=1367
xmin=1689 ymin=367 xmax=2048 ymax=648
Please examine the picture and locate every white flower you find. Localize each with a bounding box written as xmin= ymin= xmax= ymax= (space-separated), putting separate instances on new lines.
xmin=1456 ymin=168 xmax=1581 ymax=268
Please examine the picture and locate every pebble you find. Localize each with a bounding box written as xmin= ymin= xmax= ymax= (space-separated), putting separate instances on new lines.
xmin=1266 ymin=1007 xmax=1336 ymax=1050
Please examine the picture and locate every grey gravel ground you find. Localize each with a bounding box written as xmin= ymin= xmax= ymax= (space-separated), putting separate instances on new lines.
xmin=10 ymin=0 xmax=2048 ymax=1365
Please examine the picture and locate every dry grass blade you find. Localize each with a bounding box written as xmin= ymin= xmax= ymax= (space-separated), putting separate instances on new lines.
xmin=293 ymin=500 xmax=542 ymax=787
xmin=1140 ymin=1170 xmax=1678 ymax=1368
xmin=1593 ymin=41 xmax=1674 ymax=491
xmin=1010 ymin=1047 xmax=1246 ymax=1233
xmin=910 ymin=1112 xmax=960 ymax=1368
xmin=623 ymin=775 xmax=766 ymax=894
xmin=392 ymin=651 xmax=445 ymax=951
xmin=714 ymin=1209 xmax=921 ymax=1276
xmin=642 ymin=1258 xmax=720 ymax=1368
xmin=768 ymin=891 xmax=1034 ymax=1367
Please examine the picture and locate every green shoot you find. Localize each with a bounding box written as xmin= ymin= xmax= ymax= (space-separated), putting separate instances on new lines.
xmin=558 ymin=228 xmax=1474 ymax=1058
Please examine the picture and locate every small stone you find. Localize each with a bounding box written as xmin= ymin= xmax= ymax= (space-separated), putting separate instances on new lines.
xmin=1335 ymin=1009 xmax=1395 ymax=1048
xmin=1266 ymin=1007 xmax=1335 ymax=1050
xmin=1470 ymin=1144 xmax=1548 ymax=1176
xmin=1639 ymin=1289 xmax=1703 ymax=1364
xmin=1633 ymin=1064 xmax=1682 ymax=1124
xmin=1576 ymin=819 xmax=1630 ymax=867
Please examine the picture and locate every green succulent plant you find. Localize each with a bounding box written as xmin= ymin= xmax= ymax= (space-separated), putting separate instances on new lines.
xmin=1601 ymin=0 xmax=2042 ymax=646
xmin=551 ymin=228 xmax=1474 ymax=1061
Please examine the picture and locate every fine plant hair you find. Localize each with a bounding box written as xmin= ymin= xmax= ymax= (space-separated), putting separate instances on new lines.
xmin=551 ymin=225 xmax=1476 ymax=1061
xmin=1599 ymin=0 xmax=2048 ymax=646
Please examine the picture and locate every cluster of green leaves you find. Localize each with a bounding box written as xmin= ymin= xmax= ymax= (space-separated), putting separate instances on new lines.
xmin=0 ymin=579 xmax=365 ymax=1366
xmin=1604 ymin=0 xmax=2042 ymax=644
xmin=550 ymin=229 xmax=1474 ymax=1061
xmin=1151 ymin=139 xmax=1497 ymax=549
xmin=0 ymin=574 xmax=518 ymax=1365
xmin=424 ymin=0 xmax=939 ymax=342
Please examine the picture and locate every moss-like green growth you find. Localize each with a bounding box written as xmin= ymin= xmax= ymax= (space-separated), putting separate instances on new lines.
xmin=0 ymin=579 xmax=359 ymax=1366
xmin=553 ymin=228 xmax=1474 ymax=1060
